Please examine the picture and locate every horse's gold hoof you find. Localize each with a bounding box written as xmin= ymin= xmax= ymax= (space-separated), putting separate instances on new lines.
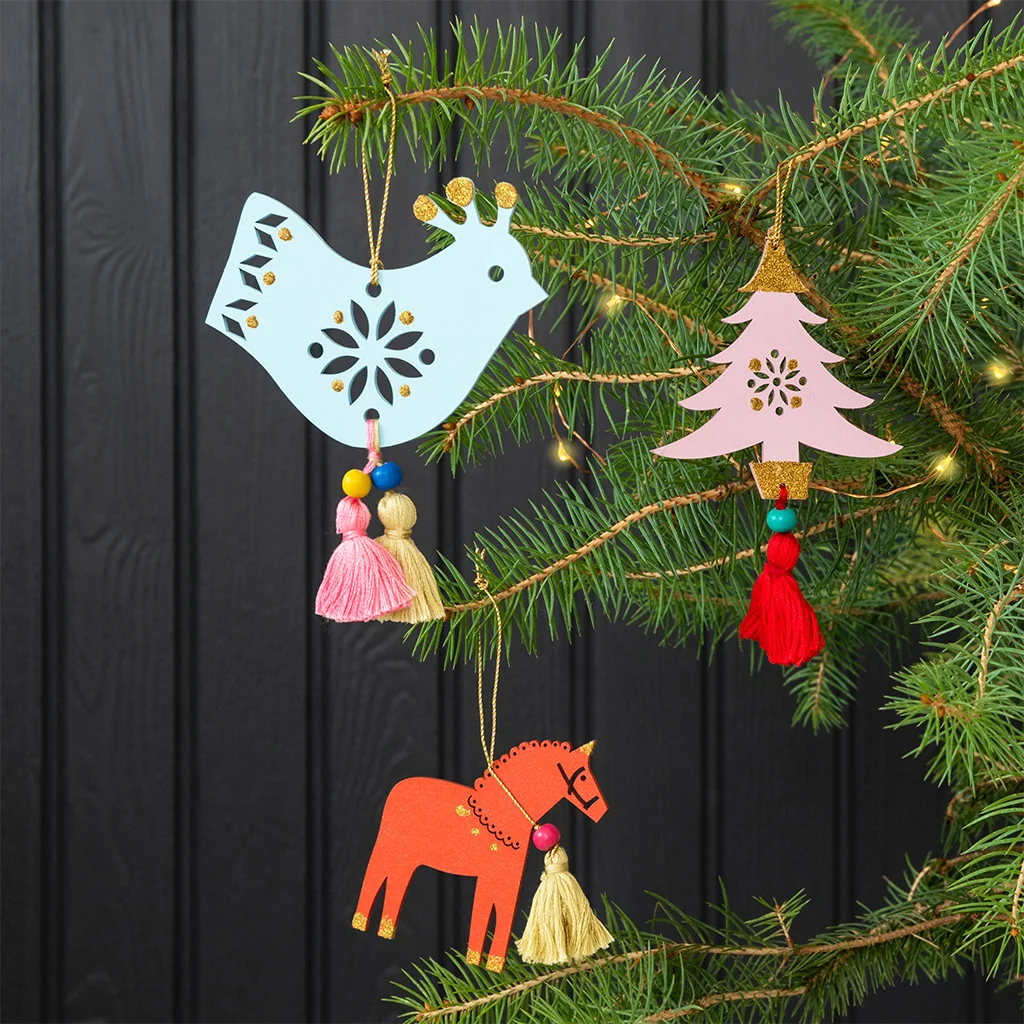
xmin=378 ymin=915 xmax=395 ymax=939
xmin=351 ymin=912 xmax=367 ymax=931
xmin=465 ymin=948 xmax=481 ymax=966
xmin=485 ymin=954 xmax=505 ymax=973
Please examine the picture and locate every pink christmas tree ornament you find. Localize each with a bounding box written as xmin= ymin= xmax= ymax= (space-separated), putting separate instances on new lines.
xmin=653 ymin=236 xmax=900 ymax=499
xmin=653 ymin=232 xmax=901 ymax=667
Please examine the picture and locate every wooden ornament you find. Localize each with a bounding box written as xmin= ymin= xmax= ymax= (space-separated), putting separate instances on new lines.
xmin=352 ymin=740 xmax=607 ymax=972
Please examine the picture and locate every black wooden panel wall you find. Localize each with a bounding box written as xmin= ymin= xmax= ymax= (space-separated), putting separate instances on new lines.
xmin=1 ymin=2 xmax=1020 ymax=1022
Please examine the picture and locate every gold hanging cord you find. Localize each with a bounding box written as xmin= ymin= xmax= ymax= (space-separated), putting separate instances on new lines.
xmin=361 ymin=49 xmax=398 ymax=286
xmin=769 ymin=163 xmax=794 ymax=248
xmin=474 ymin=556 xmax=538 ymax=831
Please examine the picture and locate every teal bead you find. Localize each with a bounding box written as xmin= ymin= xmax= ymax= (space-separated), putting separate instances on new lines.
xmin=766 ymin=507 xmax=798 ymax=533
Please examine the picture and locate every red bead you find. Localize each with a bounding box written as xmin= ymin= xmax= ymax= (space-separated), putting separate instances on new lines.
xmin=532 ymin=823 xmax=560 ymax=851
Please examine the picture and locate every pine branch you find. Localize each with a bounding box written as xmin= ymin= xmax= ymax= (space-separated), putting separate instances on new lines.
xmin=443 ymin=480 xmax=755 ymax=615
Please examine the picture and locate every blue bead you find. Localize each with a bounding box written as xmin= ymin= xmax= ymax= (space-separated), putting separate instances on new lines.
xmin=766 ymin=507 xmax=797 ymax=533
xmin=371 ymin=461 xmax=403 ymax=491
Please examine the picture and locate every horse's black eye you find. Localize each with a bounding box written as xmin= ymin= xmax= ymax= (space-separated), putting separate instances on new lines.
xmin=578 ymin=774 xmax=586 ymax=782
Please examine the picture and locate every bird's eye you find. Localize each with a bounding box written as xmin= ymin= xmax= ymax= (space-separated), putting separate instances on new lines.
xmin=488 ymin=266 xmax=505 ymax=282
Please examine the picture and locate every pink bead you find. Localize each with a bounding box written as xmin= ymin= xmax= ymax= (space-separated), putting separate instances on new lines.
xmin=532 ymin=823 xmax=560 ymax=851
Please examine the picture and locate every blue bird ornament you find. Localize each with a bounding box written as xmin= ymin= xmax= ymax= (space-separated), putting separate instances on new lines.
xmin=205 ymin=178 xmax=547 ymax=449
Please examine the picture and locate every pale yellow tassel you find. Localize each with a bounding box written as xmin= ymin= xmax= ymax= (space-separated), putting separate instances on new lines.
xmin=515 ymin=846 xmax=613 ymax=965
xmin=375 ymin=492 xmax=445 ymax=623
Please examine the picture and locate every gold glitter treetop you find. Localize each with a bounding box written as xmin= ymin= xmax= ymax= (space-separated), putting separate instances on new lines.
xmin=739 ymin=163 xmax=806 ymax=294
xmin=739 ymin=234 xmax=807 ymax=293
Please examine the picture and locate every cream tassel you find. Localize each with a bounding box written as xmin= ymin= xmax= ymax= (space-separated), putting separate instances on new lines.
xmin=375 ymin=491 xmax=445 ymax=623
xmin=515 ymin=846 xmax=613 ymax=965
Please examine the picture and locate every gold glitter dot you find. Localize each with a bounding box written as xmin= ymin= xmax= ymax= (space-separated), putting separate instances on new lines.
xmin=750 ymin=397 xmax=763 ymax=411
xmin=398 ymin=310 xmax=414 ymax=325
xmin=787 ymin=358 xmax=799 ymax=370
xmin=489 ymin=843 xmax=498 ymax=852
xmin=471 ymin=827 xmax=480 ymax=835
xmin=331 ymin=380 xmax=344 ymax=392
xmin=277 ymin=227 xmax=292 ymax=241
xmin=413 ymin=195 xmax=438 ymax=222
xmin=245 ymin=315 xmax=258 ymax=329
xmin=748 ymin=358 xmax=762 ymax=371
xmin=399 ymin=384 xmax=411 ymax=398
xmin=262 ymin=271 xmax=276 ymax=286
xmin=494 ymin=182 xmax=518 ymax=209
xmin=445 ymin=177 xmax=474 ymax=207
xmin=333 ymin=310 xmax=344 ymax=324
xmin=455 ymin=804 xmax=470 ymax=817
xmin=790 ymin=396 xmax=803 ymax=408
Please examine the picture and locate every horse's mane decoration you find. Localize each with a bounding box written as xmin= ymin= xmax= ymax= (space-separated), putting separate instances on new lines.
xmin=352 ymin=739 xmax=609 ymax=972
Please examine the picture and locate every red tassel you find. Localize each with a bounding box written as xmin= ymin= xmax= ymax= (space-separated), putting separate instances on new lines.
xmin=316 ymin=497 xmax=414 ymax=622
xmin=740 ymin=488 xmax=824 ymax=667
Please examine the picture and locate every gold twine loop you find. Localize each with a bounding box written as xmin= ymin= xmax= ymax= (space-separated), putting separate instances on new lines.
xmin=769 ymin=163 xmax=793 ymax=249
xmin=361 ymin=49 xmax=397 ymax=287
xmin=473 ymin=552 xmax=538 ymax=831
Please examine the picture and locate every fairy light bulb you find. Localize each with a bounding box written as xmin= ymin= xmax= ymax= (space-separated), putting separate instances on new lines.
xmin=550 ymin=439 xmax=578 ymax=466
xmin=602 ymin=293 xmax=625 ymax=317
xmin=722 ymin=182 xmax=745 ymax=195
xmin=987 ymin=361 xmax=1010 ymax=383
xmin=934 ymin=454 xmax=957 ymax=477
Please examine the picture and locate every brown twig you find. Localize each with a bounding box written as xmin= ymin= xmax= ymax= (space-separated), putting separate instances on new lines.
xmin=443 ymin=481 xmax=756 ymax=616
xmin=1012 ymin=856 xmax=1024 ymax=938
xmin=441 ymin=367 xmax=713 ymax=451
xmin=977 ymin=582 xmax=1024 ymax=699
xmin=414 ymin=913 xmax=973 ymax=1020
xmin=920 ymin=156 xmax=1024 ymax=322
xmin=907 ymin=846 xmax=1024 ymax=902
xmin=511 ymin=222 xmax=714 ymax=248
xmin=624 ymin=500 xmax=905 ymax=580
xmin=781 ymin=55 xmax=1024 ymax=173
xmin=946 ymin=777 xmax=1024 ymax=824
xmin=644 ymin=986 xmax=807 ymax=1022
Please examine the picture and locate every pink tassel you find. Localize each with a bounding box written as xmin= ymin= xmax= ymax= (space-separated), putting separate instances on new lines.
xmin=316 ymin=496 xmax=414 ymax=622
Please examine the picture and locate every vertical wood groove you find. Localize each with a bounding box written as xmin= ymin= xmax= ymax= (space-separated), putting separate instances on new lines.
xmin=39 ymin=1 xmax=66 ymax=1018
xmin=172 ymin=2 xmax=198 ymax=1021
xmin=303 ymin=3 xmax=329 ymax=1021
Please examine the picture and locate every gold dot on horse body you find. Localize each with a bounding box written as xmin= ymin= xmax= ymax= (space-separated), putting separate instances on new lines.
xmin=245 ymin=315 xmax=258 ymax=329
xmin=331 ymin=379 xmax=344 ymax=392
xmin=333 ymin=310 xmax=344 ymax=324
xmin=445 ymin=177 xmax=474 ymax=207
xmin=413 ymin=195 xmax=438 ymax=222
xmin=262 ymin=271 xmax=276 ymax=286
xmin=277 ymin=227 xmax=292 ymax=241
xmin=494 ymin=182 xmax=518 ymax=208
xmin=399 ymin=384 xmax=411 ymax=398
xmin=489 ymin=843 xmax=498 ymax=852
xmin=398 ymin=310 xmax=414 ymax=325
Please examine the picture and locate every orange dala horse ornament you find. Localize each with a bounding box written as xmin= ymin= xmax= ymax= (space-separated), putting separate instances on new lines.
xmin=352 ymin=739 xmax=610 ymax=971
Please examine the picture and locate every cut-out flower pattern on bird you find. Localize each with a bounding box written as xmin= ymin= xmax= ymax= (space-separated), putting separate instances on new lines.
xmin=746 ymin=351 xmax=806 ymax=414
xmin=314 ymin=299 xmax=432 ymax=406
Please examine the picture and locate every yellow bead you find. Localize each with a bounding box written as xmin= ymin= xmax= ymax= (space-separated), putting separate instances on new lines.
xmin=342 ymin=469 xmax=372 ymax=499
